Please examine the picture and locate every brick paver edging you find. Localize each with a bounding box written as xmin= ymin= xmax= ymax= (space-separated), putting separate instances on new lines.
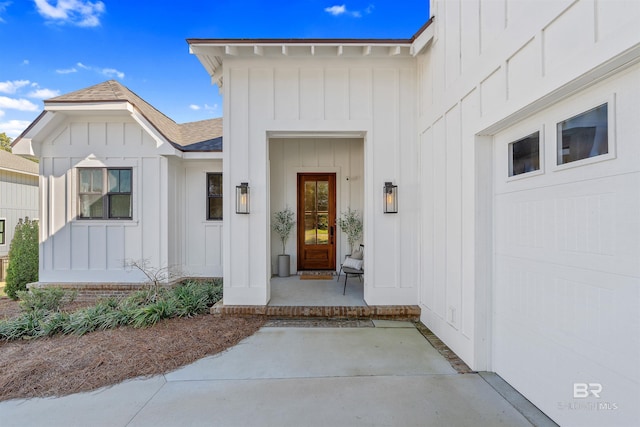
xmin=211 ymin=301 xmax=420 ymax=321
xmin=413 ymin=321 xmax=475 ymax=374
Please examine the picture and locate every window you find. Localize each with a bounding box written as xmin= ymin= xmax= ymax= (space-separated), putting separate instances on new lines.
xmin=78 ymin=168 xmax=132 ymax=219
xmin=557 ymin=103 xmax=608 ymax=165
xmin=207 ymin=173 xmax=223 ymax=220
xmin=0 ymin=220 xmax=4 ymax=245
xmin=509 ymin=131 xmax=540 ymax=177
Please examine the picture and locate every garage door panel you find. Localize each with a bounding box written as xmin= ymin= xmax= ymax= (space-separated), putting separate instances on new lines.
xmin=495 ymin=255 xmax=638 ymax=370
xmin=495 ymin=173 xmax=640 ymax=278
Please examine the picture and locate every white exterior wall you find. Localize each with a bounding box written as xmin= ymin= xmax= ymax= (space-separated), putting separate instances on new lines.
xmin=223 ymin=57 xmax=419 ymax=305
xmin=38 ymin=117 xmax=169 ymax=283
xmin=269 ymin=138 xmax=364 ymax=274
xmin=419 ymin=0 xmax=640 ymax=425
xmin=0 ymin=169 xmax=39 ymax=258
xmin=171 ymin=158 xmax=224 ymax=277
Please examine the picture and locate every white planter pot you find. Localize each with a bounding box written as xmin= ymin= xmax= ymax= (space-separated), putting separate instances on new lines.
xmin=278 ymin=254 xmax=290 ymax=277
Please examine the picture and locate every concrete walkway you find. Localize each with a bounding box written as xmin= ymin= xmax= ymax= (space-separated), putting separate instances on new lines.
xmin=0 ymin=321 xmax=550 ymax=427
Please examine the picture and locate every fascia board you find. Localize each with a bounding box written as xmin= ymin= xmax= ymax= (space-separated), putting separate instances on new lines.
xmin=12 ymin=111 xmax=63 ymax=156
xmin=129 ymin=110 xmax=176 ymax=155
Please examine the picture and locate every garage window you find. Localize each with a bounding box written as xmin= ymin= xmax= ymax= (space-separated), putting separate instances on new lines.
xmin=557 ymin=103 xmax=608 ymax=165
xmin=509 ymin=131 xmax=540 ymax=177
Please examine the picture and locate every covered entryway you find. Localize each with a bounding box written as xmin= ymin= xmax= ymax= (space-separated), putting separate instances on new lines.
xmin=297 ymin=173 xmax=336 ymax=271
xmin=268 ymin=136 xmax=364 ymax=277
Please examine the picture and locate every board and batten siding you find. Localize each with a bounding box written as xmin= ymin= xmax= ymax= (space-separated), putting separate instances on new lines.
xmin=170 ymin=158 xmax=223 ymax=278
xmin=38 ymin=118 xmax=168 ymax=283
xmin=223 ymin=57 xmax=419 ymax=305
xmin=0 ymin=169 xmax=39 ymax=258
xmin=418 ymin=0 xmax=640 ymax=425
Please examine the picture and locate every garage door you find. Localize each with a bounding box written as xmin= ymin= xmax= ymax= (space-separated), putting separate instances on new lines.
xmin=492 ymin=74 xmax=639 ymax=426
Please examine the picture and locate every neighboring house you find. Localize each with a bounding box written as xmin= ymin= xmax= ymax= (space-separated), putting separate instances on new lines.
xmin=0 ymin=150 xmax=39 ymax=278
xmin=13 ymin=1 xmax=640 ymax=426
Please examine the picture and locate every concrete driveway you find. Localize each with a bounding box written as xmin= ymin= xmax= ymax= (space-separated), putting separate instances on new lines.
xmin=0 ymin=321 xmax=552 ymax=427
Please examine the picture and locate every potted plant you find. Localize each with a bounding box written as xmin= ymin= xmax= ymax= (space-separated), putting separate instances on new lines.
xmin=338 ymin=208 xmax=363 ymax=255
xmin=272 ymin=207 xmax=296 ymax=277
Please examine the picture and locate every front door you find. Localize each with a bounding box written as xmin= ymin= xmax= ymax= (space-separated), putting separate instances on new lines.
xmin=297 ymin=173 xmax=336 ymax=270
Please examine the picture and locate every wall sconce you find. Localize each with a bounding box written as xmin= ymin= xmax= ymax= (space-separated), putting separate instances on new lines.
xmin=236 ymin=182 xmax=250 ymax=214
xmin=383 ymin=182 xmax=398 ymax=214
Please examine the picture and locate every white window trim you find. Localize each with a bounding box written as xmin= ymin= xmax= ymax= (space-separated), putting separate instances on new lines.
xmin=552 ymin=93 xmax=616 ymax=172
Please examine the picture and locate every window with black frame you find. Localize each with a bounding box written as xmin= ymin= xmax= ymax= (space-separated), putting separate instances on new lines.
xmin=0 ymin=219 xmax=5 ymax=245
xmin=207 ymin=173 xmax=223 ymax=220
xmin=78 ymin=168 xmax=132 ymax=219
xmin=509 ymin=131 xmax=540 ymax=177
xmin=557 ymin=103 xmax=608 ymax=165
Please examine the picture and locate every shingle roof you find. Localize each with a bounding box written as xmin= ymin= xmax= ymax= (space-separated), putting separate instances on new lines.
xmin=0 ymin=149 xmax=39 ymax=175
xmin=47 ymin=80 xmax=222 ymax=152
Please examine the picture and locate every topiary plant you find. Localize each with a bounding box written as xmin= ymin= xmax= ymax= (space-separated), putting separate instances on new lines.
xmin=337 ymin=208 xmax=363 ymax=254
xmin=272 ymin=207 xmax=296 ymax=255
xmin=5 ymin=217 xmax=39 ymax=300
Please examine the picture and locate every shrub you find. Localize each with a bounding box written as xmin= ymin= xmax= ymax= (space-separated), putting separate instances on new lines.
xmin=0 ymin=280 xmax=223 ymax=340
xmin=5 ymin=218 xmax=39 ymax=300
xmin=16 ymin=288 xmax=76 ymax=312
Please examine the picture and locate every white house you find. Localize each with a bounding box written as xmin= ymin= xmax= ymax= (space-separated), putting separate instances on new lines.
xmin=13 ymin=0 xmax=640 ymax=425
xmin=0 ymin=150 xmax=39 ymax=279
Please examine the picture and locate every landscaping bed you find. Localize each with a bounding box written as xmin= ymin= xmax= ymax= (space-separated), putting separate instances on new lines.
xmin=0 ymin=290 xmax=264 ymax=402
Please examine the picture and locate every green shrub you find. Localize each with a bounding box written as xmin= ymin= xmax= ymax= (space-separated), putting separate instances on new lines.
xmin=5 ymin=218 xmax=39 ymax=300
xmin=0 ymin=280 xmax=223 ymax=340
xmin=16 ymin=288 xmax=76 ymax=312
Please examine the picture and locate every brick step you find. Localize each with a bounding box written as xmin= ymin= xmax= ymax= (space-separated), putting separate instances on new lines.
xmin=211 ymin=301 xmax=420 ymax=321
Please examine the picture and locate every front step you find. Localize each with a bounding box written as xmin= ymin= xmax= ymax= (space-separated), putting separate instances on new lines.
xmin=211 ymin=301 xmax=420 ymax=321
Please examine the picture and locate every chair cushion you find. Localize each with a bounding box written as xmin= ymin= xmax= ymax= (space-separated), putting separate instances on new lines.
xmin=343 ymin=257 xmax=363 ymax=270
xmin=350 ymin=250 xmax=363 ymax=260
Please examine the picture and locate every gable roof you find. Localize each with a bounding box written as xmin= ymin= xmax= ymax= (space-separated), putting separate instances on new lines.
xmin=31 ymin=80 xmax=222 ymax=152
xmin=0 ymin=150 xmax=39 ymax=176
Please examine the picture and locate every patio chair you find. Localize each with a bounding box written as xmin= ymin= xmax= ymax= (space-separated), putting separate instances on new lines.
xmin=337 ymin=244 xmax=364 ymax=295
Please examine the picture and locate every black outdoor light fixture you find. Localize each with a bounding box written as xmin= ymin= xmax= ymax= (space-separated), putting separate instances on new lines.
xmin=236 ymin=182 xmax=250 ymax=214
xmin=383 ymin=181 xmax=398 ymax=214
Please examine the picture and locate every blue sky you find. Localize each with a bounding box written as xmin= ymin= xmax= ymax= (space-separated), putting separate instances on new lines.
xmin=0 ymin=1 xmax=429 ymax=139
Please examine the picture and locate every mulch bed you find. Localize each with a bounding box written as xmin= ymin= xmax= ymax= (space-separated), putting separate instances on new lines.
xmin=0 ymin=297 xmax=264 ymax=402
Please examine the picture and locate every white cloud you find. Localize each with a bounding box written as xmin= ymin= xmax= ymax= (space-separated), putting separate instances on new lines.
xmin=324 ymin=3 xmax=370 ymax=18
xmin=56 ymin=67 xmax=77 ymax=74
xmin=27 ymin=88 xmax=60 ymax=99
xmin=0 ymin=1 xmax=11 ymax=23
xmin=325 ymin=5 xmax=346 ymax=16
xmin=0 ymin=119 xmax=33 ymax=139
xmin=0 ymin=110 xmax=5 ymax=118
xmin=76 ymin=62 xmax=90 ymax=69
xmin=189 ymin=104 xmax=201 ymax=111
xmin=0 ymin=80 xmax=31 ymax=94
xmin=101 ymin=68 xmax=125 ymax=79
xmin=0 ymin=96 xmax=39 ymax=111
xmin=34 ymin=0 xmax=105 ymax=27
xmin=22 ymin=59 xmax=29 ymax=65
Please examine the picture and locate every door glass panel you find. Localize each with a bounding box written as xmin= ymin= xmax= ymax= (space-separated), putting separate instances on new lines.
xmin=304 ymin=182 xmax=316 ymax=211
xmin=304 ymin=214 xmax=316 ymax=244
xmin=317 ymin=213 xmax=329 ymax=244
xmin=317 ymin=181 xmax=328 ymax=211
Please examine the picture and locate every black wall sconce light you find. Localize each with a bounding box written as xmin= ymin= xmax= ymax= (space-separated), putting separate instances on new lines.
xmin=383 ymin=181 xmax=398 ymax=214
xmin=236 ymin=182 xmax=250 ymax=214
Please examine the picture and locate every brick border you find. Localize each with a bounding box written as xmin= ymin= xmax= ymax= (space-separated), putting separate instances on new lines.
xmin=211 ymin=301 xmax=420 ymax=321
xmin=413 ymin=321 xmax=475 ymax=374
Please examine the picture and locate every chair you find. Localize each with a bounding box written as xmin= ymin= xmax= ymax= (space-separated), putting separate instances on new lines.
xmin=337 ymin=244 xmax=364 ymax=295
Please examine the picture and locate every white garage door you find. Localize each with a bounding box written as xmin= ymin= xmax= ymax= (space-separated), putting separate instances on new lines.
xmin=492 ymin=69 xmax=640 ymax=427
